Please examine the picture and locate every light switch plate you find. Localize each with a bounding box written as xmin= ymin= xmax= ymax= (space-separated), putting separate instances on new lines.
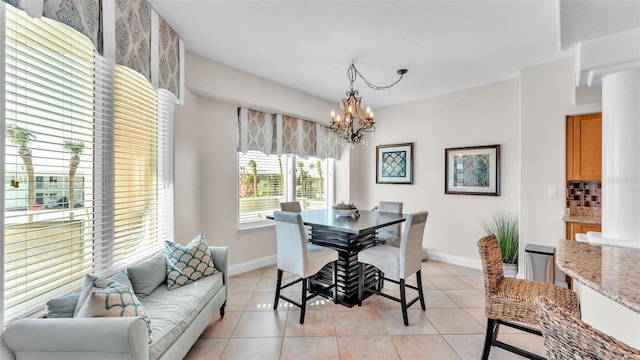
xmin=548 ymin=187 xmax=558 ymax=197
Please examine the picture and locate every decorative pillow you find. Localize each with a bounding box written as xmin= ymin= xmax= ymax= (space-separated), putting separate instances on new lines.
xmin=165 ymin=234 xmax=217 ymax=290
xmin=127 ymin=250 xmax=166 ymax=298
xmin=46 ymin=270 xmax=136 ymax=318
xmin=73 ymin=272 xmax=150 ymax=329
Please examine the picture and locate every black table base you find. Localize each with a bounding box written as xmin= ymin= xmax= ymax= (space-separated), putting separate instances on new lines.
xmin=309 ymin=227 xmax=382 ymax=307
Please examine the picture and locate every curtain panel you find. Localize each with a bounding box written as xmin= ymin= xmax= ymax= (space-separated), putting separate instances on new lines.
xmin=238 ymin=108 xmax=340 ymax=160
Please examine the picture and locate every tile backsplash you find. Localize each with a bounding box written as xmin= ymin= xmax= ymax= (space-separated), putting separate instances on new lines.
xmin=566 ymin=181 xmax=602 ymax=208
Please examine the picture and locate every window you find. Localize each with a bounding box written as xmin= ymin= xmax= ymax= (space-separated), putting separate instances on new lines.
xmin=3 ymin=5 xmax=174 ymax=322
xmin=238 ymin=151 xmax=332 ymax=229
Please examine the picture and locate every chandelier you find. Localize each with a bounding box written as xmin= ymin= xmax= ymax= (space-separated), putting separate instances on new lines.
xmin=330 ymin=63 xmax=407 ymax=145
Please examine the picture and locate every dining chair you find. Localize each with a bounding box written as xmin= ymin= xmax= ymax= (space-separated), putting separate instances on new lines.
xmin=477 ymin=235 xmax=580 ymax=360
xmin=357 ymin=211 xmax=428 ymax=326
xmin=280 ymin=201 xmax=302 ymax=212
xmin=273 ymin=211 xmax=339 ymax=324
xmin=377 ymin=201 xmax=403 ymax=247
xmin=535 ymin=296 xmax=640 ymax=359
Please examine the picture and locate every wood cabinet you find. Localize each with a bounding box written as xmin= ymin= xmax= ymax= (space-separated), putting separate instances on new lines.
xmin=566 ymin=222 xmax=602 ymax=240
xmin=566 ymin=114 xmax=602 ymax=180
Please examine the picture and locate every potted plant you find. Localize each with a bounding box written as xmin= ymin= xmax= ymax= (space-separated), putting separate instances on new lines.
xmin=482 ymin=211 xmax=519 ymax=277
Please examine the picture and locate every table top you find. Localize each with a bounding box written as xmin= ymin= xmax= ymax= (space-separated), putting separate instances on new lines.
xmin=556 ymin=239 xmax=640 ymax=313
xmin=270 ymin=209 xmax=407 ymax=235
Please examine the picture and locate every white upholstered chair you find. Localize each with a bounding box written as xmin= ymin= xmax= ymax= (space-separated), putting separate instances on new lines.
xmin=273 ymin=211 xmax=339 ymax=324
xmin=280 ymin=201 xmax=302 ymax=212
xmin=358 ymin=211 xmax=428 ymax=326
xmin=377 ymin=201 xmax=403 ymax=247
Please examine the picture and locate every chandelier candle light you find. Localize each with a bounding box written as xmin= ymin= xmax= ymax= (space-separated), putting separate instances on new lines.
xmin=330 ymin=63 xmax=407 ymax=145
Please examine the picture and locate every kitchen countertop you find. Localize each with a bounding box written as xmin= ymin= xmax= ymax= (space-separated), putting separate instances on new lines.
xmin=564 ymin=214 xmax=601 ymax=224
xmin=556 ymin=239 xmax=640 ymax=313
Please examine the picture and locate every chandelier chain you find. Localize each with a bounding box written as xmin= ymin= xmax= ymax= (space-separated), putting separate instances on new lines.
xmin=348 ymin=63 xmax=407 ymax=91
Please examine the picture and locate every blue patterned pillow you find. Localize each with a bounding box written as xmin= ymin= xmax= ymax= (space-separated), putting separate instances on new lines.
xmin=73 ymin=272 xmax=151 ymax=337
xmin=165 ymin=234 xmax=217 ymax=290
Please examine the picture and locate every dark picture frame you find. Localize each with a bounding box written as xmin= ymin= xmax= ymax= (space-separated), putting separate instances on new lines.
xmin=445 ymin=145 xmax=500 ymax=195
xmin=376 ymin=143 xmax=414 ymax=184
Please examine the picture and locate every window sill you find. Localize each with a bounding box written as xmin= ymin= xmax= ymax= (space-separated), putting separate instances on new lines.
xmin=238 ymin=220 xmax=274 ymax=233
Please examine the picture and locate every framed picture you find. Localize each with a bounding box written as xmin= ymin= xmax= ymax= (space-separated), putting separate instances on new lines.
xmin=376 ymin=143 xmax=414 ymax=184
xmin=445 ymin=145 xmax=500 ymax=195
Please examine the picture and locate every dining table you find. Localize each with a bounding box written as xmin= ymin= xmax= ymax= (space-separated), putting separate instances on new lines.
xmin=270 ymin=208 xmax=408 ymax=307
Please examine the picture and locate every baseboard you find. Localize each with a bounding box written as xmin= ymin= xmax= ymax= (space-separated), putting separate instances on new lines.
xmin=426 ymin=251 xmax=482 ymax=270
xmin=228 ymin=254 xmax=276 ymax=276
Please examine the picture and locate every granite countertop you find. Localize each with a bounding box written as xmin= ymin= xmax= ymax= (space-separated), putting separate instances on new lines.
xmin=564 ymin=215 xmax=602 ymax=224
xmin=557 ymin=239 xmax=640 ymax=313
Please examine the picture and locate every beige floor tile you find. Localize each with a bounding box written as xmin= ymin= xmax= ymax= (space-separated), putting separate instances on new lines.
xmin=254 ymin=277 xmax=278 ymax=292
xmin=439 ymin=264 xmax=483 ymax=277
xmin=245 ymin=291 xmax=291 ymax=311
xmin=231 ymin=311 xmax=287 ymax=338
xmin=377 ymin=308 xmax=438 ymax=335
xmin=421 ymin=261 xmax=455 ymax=276
xmin=462 ymin=308 xmax=539 ymax=335
xmin=231 ymin=268 xmax=267 ymax=278
xmin=427 ymin=276 xmax=475 ymax=290
xmin=419 ymin=276 xmax=439 ymax=290
xmin=443 ymin=289 xmax=485 ymax=308
xmin=224 ymin=291 xmax=252 ymax=312
xmin=391 ymin=334 xmax=461 ymax=359
xmin=332 ymin=306 xmax=388 ymax=336
xmin=443 ymin=334 xmax=533 ymax=360
xmin=425 ymin=308 xmax=485 ymax=334
xmin=337 ymin=335 xmax=400 ymax=360
xmin=280 ymin=336 xmax=340 ymax=359
xmin=183 ymin=339 xmax=228 ymax=360
xmin=228 ymin=277 xmax=260 ymax=292
xmin=220 ymin=338 xmax=282 ymax=360
xmin=425 ymin=290 xmax=459 ymax=309
xmin=200 ymin=312 xmax=241 ymax=339
xmin=285 ymin=309 xmax=337 ymax=337
xmin=458 ymin=275 xmax=485 ymax=290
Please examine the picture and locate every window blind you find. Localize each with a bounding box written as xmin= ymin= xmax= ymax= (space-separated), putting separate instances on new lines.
xmin=112 ymin=64 xmax=160 ymax=270
xmin=4 ymin=7 xmax=96 ymax=320
xmin=295 ymin=156 xmax=329 ymax=211
xmin=238 ymin=151 xmax=289 ymax=226
xmin=157 ymin=89 xmax=175 ymax=244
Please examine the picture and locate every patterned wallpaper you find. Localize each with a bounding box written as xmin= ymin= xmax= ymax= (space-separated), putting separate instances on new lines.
xmin=114 ymin=0 xmax=151 ymax=82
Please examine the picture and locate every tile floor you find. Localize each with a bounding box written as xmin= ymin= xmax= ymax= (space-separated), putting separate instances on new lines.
xmin=184 ymin=261 xmax=546 ymax=359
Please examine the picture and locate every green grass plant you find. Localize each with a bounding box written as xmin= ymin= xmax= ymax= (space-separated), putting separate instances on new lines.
xmin=482 ymin=211 xmax=519 ymax=264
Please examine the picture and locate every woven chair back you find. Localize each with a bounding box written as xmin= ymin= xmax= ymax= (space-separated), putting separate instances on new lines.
xmin=477 ymin=235 xmax=504 ymax=296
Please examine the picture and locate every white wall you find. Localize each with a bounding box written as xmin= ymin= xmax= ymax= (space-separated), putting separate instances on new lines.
xmin=519 ymin=57 xmax=601 ymax=283
xmin=353 ymin=79 xmax=521 ymax=267
xmin=174 ymin=53 xmax=338 ymax=272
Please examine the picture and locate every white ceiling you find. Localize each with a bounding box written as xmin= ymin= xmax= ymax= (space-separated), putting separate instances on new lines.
xmin=148 ymin=0 xmax=577 ymax=109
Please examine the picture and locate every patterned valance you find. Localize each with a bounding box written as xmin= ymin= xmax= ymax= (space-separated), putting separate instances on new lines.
xmin=2 ymin=0 xmax=183 ymax=101
xmin=238 ymin=108 xmax=340 ymax=160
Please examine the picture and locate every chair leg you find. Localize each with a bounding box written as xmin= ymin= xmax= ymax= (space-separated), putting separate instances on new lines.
xmin=482 ymin=318 xmax=497 ymax=360
xmin=333 ymin=261 xmax=338 ymax=304
xmin=400 ymin=279 xmax=409 ymax=326
xmin=358 ymin=263 xmax=364 ymax=306
xmin=299 ymin=277 xmax=308 ymax=324
xmin=416 ymin=270 xmax=426 ymax=310
xmin=274 ymin=269 xmax=283 ymax=310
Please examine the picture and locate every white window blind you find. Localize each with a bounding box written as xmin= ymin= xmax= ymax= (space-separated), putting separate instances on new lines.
xmin=4 ymin=7 xmax=96 ymax=320
xmin=3 ymin=5 xmax=175 ymax=322
xmin=238 ymin=151 xmax=288 ymax=227
xmin=112 ymin=64 xmax=160 ymax=270
xmin=295 ymin=156 xmax=329 ymax=211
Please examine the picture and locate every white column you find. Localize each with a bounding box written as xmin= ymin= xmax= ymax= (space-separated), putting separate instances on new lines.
xmin=601 ymin=70 xmax=640 ymax=245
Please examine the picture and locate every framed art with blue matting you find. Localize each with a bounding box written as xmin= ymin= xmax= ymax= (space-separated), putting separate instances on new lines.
xmin=376 ymin=143 xmax=414 ymax=184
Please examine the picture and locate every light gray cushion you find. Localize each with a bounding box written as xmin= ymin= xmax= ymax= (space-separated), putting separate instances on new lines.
xmin=142 ymin=272 xmax=223 ymax=360
xmin=165 ymin=234 xmax=217 ymax=290
xmin=127 ymin=251 xmax=167 ymax=298
xmin=45 ymin=292 xmax=80 ymax=318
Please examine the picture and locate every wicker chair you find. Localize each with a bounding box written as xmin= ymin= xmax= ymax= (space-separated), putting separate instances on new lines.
xmin=535 ymin=296 xmax=640 ymax=360
xmin=477 ymin=235 xmax=580 ymax=360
